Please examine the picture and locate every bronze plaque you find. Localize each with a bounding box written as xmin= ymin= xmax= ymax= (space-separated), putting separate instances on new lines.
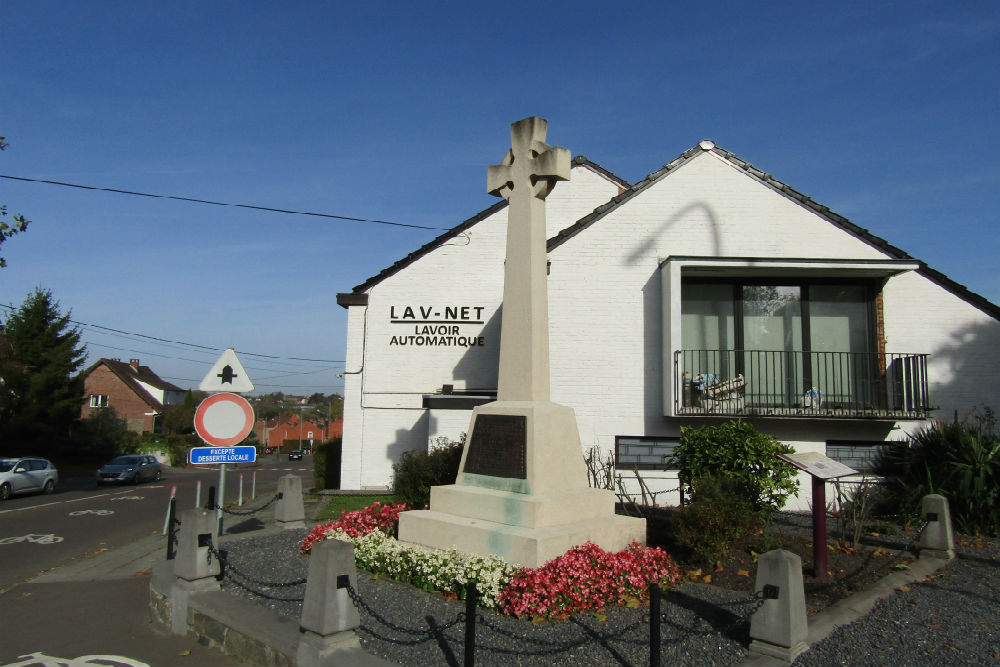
xmin=464 ymin=414 xmax=527 ymax=479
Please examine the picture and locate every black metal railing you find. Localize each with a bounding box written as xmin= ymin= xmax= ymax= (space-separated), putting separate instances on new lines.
xmin=674 ymin=349 xmax=930 ymax=419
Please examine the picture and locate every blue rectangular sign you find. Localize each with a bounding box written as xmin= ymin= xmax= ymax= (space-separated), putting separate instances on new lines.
xmin=189 ymin=446 xmax=257 ymax=464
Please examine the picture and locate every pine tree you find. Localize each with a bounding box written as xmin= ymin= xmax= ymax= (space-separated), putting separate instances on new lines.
xmin=0 ymin=289 xmax=86 ymax=456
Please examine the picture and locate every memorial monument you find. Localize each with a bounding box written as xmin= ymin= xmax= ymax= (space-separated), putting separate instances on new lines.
xmin=397 ymin=117 xmax=645 ymax=567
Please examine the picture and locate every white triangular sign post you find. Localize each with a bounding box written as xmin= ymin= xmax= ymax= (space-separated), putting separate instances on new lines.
xmin=200 ymin=348 xmax=254 ymax=393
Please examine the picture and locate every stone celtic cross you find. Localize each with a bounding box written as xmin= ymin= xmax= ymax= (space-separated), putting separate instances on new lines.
xmin=486 ymin=117 xmax=570 ymax=402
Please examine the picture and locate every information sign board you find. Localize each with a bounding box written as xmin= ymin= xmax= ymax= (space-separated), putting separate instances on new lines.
xmin=189 ymin=446 xmax=258 ymax=465
xmin=779 ymin=452 xmax=857 ymax=480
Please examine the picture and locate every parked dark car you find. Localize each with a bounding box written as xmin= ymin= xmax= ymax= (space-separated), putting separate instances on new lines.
xmin=96 ymin=454 xmax=162 ymax=485
xmin=0 ymin=457 xmax=59 ymax=500
xmin=288 ymin=449 xmax=303 ymax=461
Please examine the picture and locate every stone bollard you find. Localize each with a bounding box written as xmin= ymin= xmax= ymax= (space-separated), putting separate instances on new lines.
xmin=169 ymin=509 xmax=221 ymax=634
xmin=275 ymin=474 xmax=305 ymax=529
xmin=749 ymin=549 xmax=808 ymax=663
xmin=297 ymin=539 xmax=363 ymax=665
xmin=918 ymin=493 xmax=955 ymax=560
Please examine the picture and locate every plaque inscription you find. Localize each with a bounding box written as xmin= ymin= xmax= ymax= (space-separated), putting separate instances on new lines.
xmin=464 ymin=414 xmax=527 ymax=479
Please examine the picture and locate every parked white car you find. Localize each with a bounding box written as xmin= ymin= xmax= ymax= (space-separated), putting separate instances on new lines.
xmin=0 ymin=457 xmax=59 ymax=500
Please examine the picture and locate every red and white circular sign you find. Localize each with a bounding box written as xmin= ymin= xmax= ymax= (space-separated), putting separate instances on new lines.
xmin=194 ymin=392 xmax=255 ymax=446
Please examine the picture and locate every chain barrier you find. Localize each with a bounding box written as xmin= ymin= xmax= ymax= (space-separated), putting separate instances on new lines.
xmin=343 ymin=579 xmax=465 ymax=640
xmin=661 ymin=588 xmax=769 ymax=640
xmin=205 ymin=538 xmax=307 ymax=602
xmin=211 ymin=492 xmax=282 ymax=516
xmin=896 ymin=518 xmax=930 ymax=558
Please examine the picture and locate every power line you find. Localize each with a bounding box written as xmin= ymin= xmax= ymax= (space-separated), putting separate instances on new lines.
xmin=0 ymin=173 xmax=450 ymax=232
xmin=0 ymin=303 xmax=344 ymax=364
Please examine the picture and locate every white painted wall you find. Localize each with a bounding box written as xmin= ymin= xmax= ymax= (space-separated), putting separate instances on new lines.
xmin=338 ymin=148 xmax=1000 ymax=509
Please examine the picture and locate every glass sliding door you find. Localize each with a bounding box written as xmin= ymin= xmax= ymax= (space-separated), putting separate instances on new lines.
xmin=807 ymin=285 xmax=873 ymax=409
xmin=742 ymin=285 xmax=803 ymax=406
xmin=681 ymin=282 xmax=736 ymax=399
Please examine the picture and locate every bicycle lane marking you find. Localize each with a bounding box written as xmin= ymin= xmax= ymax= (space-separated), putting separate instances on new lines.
xmin=0 ymin=486 xmax=164 ymax=515
xmin=2 ymin=651 xmax=150 ymax=667
xmin=0 ymin=494 xmax=114 ymax=515
xmin=0 ymin=534 xmax=65 ymax=545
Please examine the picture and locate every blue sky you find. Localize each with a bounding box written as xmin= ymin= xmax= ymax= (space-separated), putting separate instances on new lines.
xmin=2 ymin=1 xmax=998 ymax=395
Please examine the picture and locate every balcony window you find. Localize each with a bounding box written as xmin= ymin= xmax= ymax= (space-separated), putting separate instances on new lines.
xmin=674 ymin=276 xmax=929 ymax=419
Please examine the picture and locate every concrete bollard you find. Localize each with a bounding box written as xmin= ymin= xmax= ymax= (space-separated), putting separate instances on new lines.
xmin=918 ymin=493 xmax=955 ymax=560
xmin=275 ymin=474 xmax=306 ymax=529
xmin=749 ymin=549 xmax=808 ymax=663
xmin=297 ymin=539 xmax=363 ymax=665
xmin=173 ymin=508 xmax=221 ymax=582
xmin=169 ymin=509 xmax=221 ymax=634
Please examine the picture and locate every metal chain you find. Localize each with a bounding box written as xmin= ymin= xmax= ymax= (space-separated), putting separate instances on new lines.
xmin=213 ymin=492 xmax=283 ymax=516
xmin=206 ymin=540 xmax=307 ymax=588
xmin=662 ymin=588 xmax=768 ymax=638
xmin=896 ymin=519 xmax=930 ymax=558
xmin=343 ymin=580 xmax=465 ymax=637
xmin=225 ymin=571 xmax=306 ymax=602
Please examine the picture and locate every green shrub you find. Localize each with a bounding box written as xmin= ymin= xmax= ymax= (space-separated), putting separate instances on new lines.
xmin=392 ymin=436 xmax=464 ymax=508
xmin=878 ymin=416 xmax=1000 ymax=535
xmin=313 ymin=438 xmax=343 ymax=490
xmin=672 ymin=420 xmax=799 ymax=516
xmin=668 ymin=475 xmax=766 ymax=565
xmin=165 ymin=433 xmax=199 ymax=467
xmin=71 ymin=408 xmax=139 ymax=462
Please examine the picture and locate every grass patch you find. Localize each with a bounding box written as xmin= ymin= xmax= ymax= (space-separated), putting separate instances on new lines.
xmin=317 ymin=494 xmax=399 ymax=521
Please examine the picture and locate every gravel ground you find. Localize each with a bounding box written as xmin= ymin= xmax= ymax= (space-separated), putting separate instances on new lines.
xmin=218 ymin=526 xmax=1000 ymax=666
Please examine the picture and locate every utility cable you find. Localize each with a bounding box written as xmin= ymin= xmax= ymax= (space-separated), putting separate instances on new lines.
xmin=0 ymin=173 xmax=450 ymax=231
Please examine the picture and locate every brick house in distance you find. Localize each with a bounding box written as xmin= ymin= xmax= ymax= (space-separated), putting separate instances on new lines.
xmin=266 ymin=415 xmax=343 ymax=450
xmin=81 ymin=358 xmax=185 ymax=433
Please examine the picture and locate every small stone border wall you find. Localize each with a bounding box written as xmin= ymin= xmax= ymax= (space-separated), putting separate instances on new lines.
xmin=150 ymin=560 xmax=298 ymax=666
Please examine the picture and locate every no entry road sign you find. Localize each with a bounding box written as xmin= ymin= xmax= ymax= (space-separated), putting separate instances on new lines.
xmin=190 ymin=445 xmax=257 ymax=465
xmin=194 ymin=392 xmax=255 ymax=447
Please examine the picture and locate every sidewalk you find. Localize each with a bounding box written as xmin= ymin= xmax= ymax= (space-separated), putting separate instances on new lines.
xmin=0 ymin=490 xmax=328 ymax=667
xmin=0 ymin=531 xmax=241 ymax=667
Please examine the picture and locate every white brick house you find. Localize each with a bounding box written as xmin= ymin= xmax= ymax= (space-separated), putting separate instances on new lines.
xmin=335 ymin=142 xmax=1000 ymax=509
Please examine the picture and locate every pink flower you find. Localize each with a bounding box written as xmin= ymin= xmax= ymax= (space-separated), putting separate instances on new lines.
xmin=300 ymin=501 xmax=408 ymax=553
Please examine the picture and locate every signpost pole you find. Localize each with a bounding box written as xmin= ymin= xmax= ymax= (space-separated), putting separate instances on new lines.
xmin=812 ymin=474 xmax=827 ymax=580
xmin=217 ymin=463 xmax=226 ymax=535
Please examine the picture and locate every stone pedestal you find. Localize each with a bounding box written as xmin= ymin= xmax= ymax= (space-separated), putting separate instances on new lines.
xmin=173 ymin=509 xmax=221 ymax=582
xmin=275 ymin=474 xmax=305 ymax=529
xmin=749 ymin=549 xmax=808 ymax=663
xmin=398 ymin=401 xmax=645 ymax=567
xmin=918 ymin=493 xmax=955 ymax=560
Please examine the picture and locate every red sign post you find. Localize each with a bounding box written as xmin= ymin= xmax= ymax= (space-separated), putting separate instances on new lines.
xmin=779 ymin=453 xmax=857 ymax=581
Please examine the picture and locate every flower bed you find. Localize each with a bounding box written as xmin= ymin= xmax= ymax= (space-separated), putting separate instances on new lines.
xmin=302 ymin=502 xmax=681 ymax=618
xmin=300 ymin=500 xmax=407 ymax=552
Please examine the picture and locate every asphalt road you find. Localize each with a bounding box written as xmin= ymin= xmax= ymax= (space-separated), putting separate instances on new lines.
xmin=0 ymin=458 xmax=314 ymax=594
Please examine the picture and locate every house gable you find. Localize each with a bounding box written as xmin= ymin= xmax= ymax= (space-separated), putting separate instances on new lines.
xmin=81 ymin=358 xmax=184 ymax=433
xmin=337 ymin=158 xmax=630 ymax=304
xmin=549 ymin=142 xmax=999 ymax=321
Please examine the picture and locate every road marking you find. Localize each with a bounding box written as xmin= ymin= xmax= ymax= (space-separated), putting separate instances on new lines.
xmin=68 ymin=509 xmax=115 ymax=516
xmin=0 ymin=533 xmax=64 ymax=545
xmin=109 ymin=496 xmax=143 ymax=501
xmin=3 ymin=651 xmax=150 ymax=667
xmin=0 ymin=494 xmax=113 ymax=515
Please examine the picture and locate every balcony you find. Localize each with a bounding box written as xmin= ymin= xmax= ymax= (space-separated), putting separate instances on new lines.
xmin=674 ymin=350 xmax=931 ymax=420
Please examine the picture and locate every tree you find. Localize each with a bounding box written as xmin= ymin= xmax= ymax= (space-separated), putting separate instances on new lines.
xmin=0 ymin=289 xmax=87 ymax=456
xmin=162 ymin=389 xmax=201 ymax=435
xmin=0 ymin=137 xmax=30 ymax=268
